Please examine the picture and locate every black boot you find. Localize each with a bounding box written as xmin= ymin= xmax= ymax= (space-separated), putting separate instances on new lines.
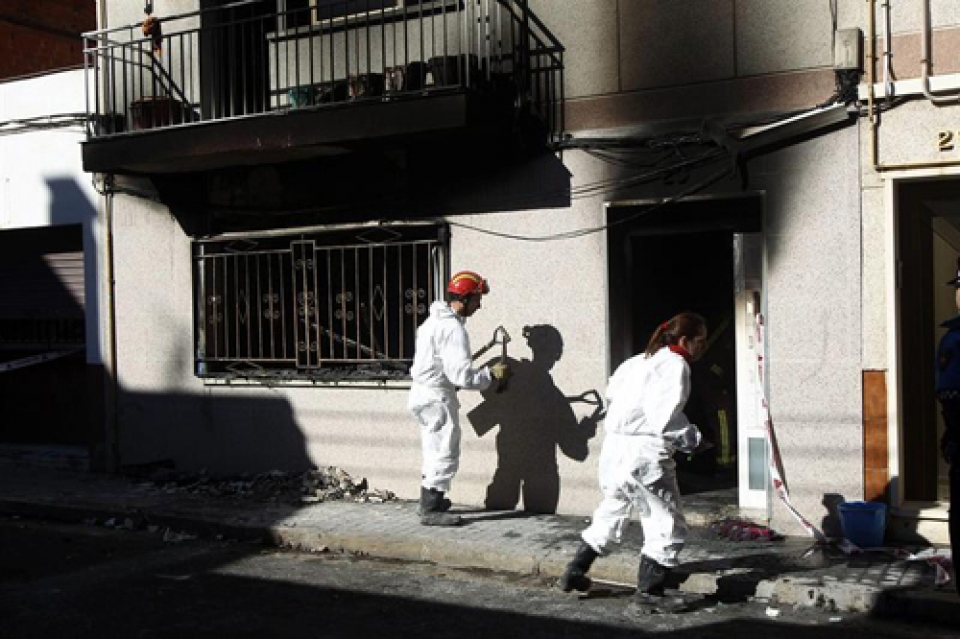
xmin=559 ymin=542 xmax=599 ymax=592
xmin=629 ymin=555 xmax=692 ymax=614
xmin=416 ymin=488 xmax=451 ymax=515
xmin=636 ymin=554 xmax=669 ymax=596
xmin=419 ymin=487 xmax=461 ymax=527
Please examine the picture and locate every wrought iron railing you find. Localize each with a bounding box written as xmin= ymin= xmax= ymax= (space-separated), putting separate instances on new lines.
xmin=83 ymin=0 xmax=563 ymax=144
xmin=193 ymin=223 xmax=448 ymax=380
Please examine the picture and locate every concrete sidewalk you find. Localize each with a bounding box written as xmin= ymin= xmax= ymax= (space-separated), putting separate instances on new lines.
xmin=0 ymin=463 xmax=956 ymax=626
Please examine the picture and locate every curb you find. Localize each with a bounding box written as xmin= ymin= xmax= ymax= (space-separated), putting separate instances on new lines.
xmin=873 ymin=589 xmax=960 ymax=627
xmin=2 ymin=497 xmax=956 ymax=627
xmin=754 ymin=574 xmax=881 ymax=613
xmin=0 ymin=499 xmax=270 ymax=543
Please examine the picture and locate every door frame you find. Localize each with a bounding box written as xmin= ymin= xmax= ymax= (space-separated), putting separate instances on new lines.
xmin=885 ymin=169 xmax=960 ymax=524
xmin=604 ymin=192 xmax=765 ymax=510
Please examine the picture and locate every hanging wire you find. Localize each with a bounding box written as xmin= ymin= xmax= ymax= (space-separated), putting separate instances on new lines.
xmin=0 ymin=113 xmax=89 ymax=136
xmin=445 ymin=163 xmax=733 ymax=243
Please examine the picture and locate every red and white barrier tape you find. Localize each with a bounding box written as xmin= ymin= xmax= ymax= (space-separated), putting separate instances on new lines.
xmin=754 ymin=314 xmax=827 ymax=542
xmin=755 ymin=314 xmax=952 ymax=586
xmin=890 ymin=547 xmax=953 ymax=587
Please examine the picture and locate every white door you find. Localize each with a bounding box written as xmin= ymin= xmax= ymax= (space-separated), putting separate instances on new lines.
xmin=733 ymin=233 xmax=768 ymax=511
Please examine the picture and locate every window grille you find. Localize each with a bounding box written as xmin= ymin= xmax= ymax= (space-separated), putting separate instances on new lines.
xmin=193 ymin=223 xmax=448 ymax=381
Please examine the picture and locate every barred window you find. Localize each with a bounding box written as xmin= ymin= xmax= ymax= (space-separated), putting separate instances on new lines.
xmin=194 ymin=223 xmax=447 ymax=382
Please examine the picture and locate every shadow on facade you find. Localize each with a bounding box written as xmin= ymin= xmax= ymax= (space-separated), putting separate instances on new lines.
xmin=118 ymin=390 xmax=313 ymax=475
xmin=151 ymin=147 xmax=571 ymax=237
xmin=47 ymin=177 xmax=98 ymax=226
xmin=467 ymin=325 xmax=603 ymax=514
xmin=0 ymin=178 xmax=97 ymax=451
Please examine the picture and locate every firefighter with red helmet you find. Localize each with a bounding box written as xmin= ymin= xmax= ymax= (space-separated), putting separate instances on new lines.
xmin=408 ymin=270 xmax=512 ymax=526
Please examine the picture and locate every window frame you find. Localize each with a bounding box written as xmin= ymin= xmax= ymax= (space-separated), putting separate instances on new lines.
xmin=192 ymin=221 xmax=449 ymax=383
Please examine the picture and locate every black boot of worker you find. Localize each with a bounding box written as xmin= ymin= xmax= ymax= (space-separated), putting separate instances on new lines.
xmin=627 ymin=555 xmax=692 ymax=615
xmin=416 ymin=488 xmax=451 ymax=515
xmin=559 ymin=542 xmax=599 ymax=593
xmin=636 ymin=554 xmax=669 ymax=596
xmin=419 ymin=487 xmax=461 ymax=527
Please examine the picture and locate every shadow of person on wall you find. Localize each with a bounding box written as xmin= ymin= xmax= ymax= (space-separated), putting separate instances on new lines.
xmin=466 ymin=325 xmax=603 ymax=514
xmin=821 ymin=492 xmax=847 ymax=540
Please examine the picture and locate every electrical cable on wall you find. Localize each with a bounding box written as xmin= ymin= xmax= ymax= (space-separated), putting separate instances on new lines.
xmin=91 ymin=173 xmax=162 ymax=203
xmin=0 ymin=113 xmax=89 ymax=136
xmin=444 ymin=164 xmax=734 ymax=243
xmin=204 ymin=145 xmax=726 ymax=219
xmin=92 ymin=70 xmax=865 ymax=241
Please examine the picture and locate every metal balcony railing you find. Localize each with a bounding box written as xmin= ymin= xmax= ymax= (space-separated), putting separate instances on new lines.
xmin=83 ymin=0 xmax=563 ymax=145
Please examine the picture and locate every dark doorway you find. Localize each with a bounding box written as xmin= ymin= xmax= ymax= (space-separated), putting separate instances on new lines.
xmin=0 ymin=225 xmax=89 ymax=447
xmin=897 ymin=178 xmax=960 ymax=504
xmin=607 ymin=195 xmax=762 ymax=499
xmin=631 ymin=230 xmax=738 ymax=490
xmin=199 ymin=0 xmax=273 ymax=120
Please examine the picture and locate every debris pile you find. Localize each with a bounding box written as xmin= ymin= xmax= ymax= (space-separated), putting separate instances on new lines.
xmin=142 ymin=466 xmax=396 ymax=506
xmin=299 ymin=466 xmax=396 ymax=504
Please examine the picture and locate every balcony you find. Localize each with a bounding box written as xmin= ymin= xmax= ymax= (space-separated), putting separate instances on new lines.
xmin=81 ymin=0 xmax=564 ymax=175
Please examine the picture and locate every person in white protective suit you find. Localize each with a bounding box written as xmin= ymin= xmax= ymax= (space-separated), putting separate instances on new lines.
xmin=408 ymin=270 xmax=512 ymax=526
xmin=559 ymin=312 xmax=708 ymax=611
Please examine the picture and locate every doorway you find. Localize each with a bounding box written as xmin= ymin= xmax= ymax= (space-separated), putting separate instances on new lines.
xmin=896 ymin=178 xmax=960 ymax=507
xmin=607 ymin=194 xmax=763 ymax=508
xmin=0 ymin=225 xmax=89 ymax=447
xmin=199 ymin=0 xmax=273 ymax=120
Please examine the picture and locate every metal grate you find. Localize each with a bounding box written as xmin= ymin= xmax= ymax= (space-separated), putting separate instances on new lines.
xmin=194 ymin=223 xmax=447 ymax=381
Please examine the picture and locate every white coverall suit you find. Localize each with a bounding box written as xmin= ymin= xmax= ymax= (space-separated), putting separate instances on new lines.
xmin=408 ymin=301 xmax=493 ymax=493
xmin=581 ymin=346 xmax=701 ymax=567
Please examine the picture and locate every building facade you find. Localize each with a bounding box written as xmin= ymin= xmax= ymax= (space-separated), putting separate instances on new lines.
xmin=81 ymin=0 xmax=960 ymax=542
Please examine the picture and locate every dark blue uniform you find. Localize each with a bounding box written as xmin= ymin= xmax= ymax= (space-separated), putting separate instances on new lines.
xmin=936 ymin=314 xmax=960 ymax=596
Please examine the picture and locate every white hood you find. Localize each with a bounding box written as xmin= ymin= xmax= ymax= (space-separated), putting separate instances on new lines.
xmin=408 ymin=301 xmax=492 ymax=393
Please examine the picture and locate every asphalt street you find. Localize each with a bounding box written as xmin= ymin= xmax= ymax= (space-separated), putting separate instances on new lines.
xmin=0 ymin=515 xmax=954 ymax=638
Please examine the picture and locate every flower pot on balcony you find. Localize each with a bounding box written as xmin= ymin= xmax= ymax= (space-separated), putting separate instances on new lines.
xmin=317 ymin=80 xmax=350 ymax=104
xmin=404 ymin=61 xmax=430 ymax=91
xmin=130 ymin=96 xmax=187 ymax=130
xmin=287 ymin=86 xmax=318 ymax=108
xmin=428 ymin=54 xmax=481 ymax=88
xmin=348 ymin=73 xmax=384 ymax=98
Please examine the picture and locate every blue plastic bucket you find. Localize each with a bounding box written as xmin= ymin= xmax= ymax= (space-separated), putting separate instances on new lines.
xmin=837 ymin=501 xmax=887 ymax=548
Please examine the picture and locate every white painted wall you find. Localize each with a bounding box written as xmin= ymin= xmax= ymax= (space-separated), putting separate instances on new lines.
xmin=97 ymin=0 xmax=873 ymax=533
xmin=103 ymin=0 xmax=960 ymax=536
xmin=109 ymin=123 xmax=866 ymax=533
xmin=0 ymin=69 xmax=102 ymax=365
xmin=111 ymin=151 xmax=614 ymax=514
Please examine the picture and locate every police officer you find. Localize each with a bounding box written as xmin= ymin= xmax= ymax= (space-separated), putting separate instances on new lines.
xmin=407 ymin=271 xmax=512 ymax=526
xmin=937 ymin=259 xmax=960 ymax=596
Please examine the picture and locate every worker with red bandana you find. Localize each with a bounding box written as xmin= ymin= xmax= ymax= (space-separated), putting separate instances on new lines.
xmin=560 ymin=312 xmax=708 ymax=613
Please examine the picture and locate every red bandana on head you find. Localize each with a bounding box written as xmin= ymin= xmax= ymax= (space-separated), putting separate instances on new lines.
xmin=668 ymin=344 xmax=692 ymax=363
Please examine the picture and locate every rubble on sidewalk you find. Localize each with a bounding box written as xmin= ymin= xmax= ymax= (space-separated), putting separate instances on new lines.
xmin=136 ymin=466 xmax=396 ymax=506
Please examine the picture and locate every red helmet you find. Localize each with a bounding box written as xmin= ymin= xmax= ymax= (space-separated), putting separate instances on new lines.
xmin=447 ymin=270 xmax=489 ymax=297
